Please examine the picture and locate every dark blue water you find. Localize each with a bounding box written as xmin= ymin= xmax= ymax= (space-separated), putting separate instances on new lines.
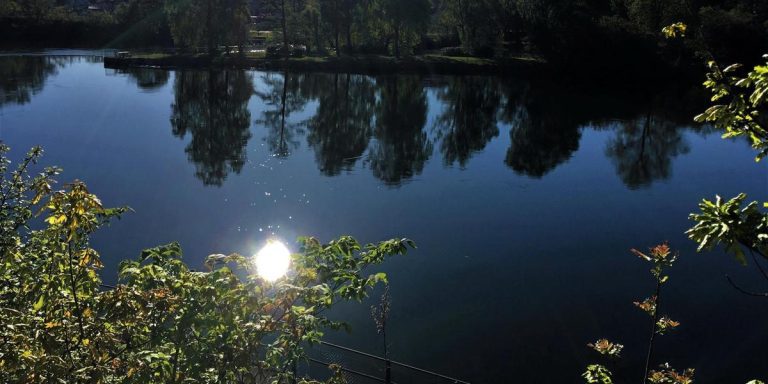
xmin=1 ymin=53 xmax=766 ymax=383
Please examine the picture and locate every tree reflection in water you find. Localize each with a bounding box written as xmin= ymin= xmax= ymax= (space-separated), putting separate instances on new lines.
xmin=434 ymin=76 xmax=500 ymax=167
xmin=368 ymin=76 xmax=432 ymax=185
xmin=500 ymin=81 xmax=581 ymax=178
xmin=254 ymin=71 xmax=308 ymax=158
xmin=0 ymin=56 xmax=66 ymax=108
xmin=605 ymin=114 xmax=690 ymax=189
xmin=306 ymin=73 xmax=375 ymax=176
xmin=170 ymin=69 xmax=254 ymax=186
xmin=118 ymin=67 xmax=170 ymax=92
xmin=161 ymin=69 xmax=704 ymax=189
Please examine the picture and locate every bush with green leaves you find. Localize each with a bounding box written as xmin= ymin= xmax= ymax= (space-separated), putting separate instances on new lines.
xmin=583 ymin=244 xmax=691 ymax=384
xmin=688 ymin=55 xmax=768 ymax=271
xmin=0 ymin=144 xmax=413 ymax=383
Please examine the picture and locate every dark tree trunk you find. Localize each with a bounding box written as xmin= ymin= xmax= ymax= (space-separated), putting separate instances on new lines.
xmin=314 ymin=15 xmax=321 ymax=54
xmin=281 ymin=0 xmax=289 ymax=51
xmin=346 ymin=22 xmax=352 ymax=52
xmin=206 ymin=0 xmax=214 ymax=55
xmin=334 ymin=19 xmax=341 ymax=57
xmin=394 ymin=24 xmax=400 ymax=58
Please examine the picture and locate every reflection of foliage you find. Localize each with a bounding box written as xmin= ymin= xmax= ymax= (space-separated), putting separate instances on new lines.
xmin=0 ymin=146 xmax=413 ymax=383
xmin=504 ymin=105 xmax=581 ymax=178
xmin=170 ymin=70 xmax=253 ymax=186
xmin=369 ymin=76 xmax=432 ymax=185
xmin=118 ymin=67 xmax=170 ymax=91
xmin=605 ymin=115 xmax=689 ymax=189
xmin=499 ymin=74 xmax=703 ymax=181
xmin=499 ymin=79 xmax=583 ymax=178
xmin=306 ymin=74 xmax=375 ymax=176
xmin=0 ymin=56 xmax=62 ymax=107
xmin=255 ymin=72 xmax=308 ymax=158
xmin=434 ymin=76 xmax=500 ymax=167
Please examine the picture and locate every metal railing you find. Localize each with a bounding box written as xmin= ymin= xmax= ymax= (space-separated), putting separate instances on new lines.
xmin=98 ymin=284 xmax=469 ymax=384
xmin=305 ymin=341 xmax=470 ymax=384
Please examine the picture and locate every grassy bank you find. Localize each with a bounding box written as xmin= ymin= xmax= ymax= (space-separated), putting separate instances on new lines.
xmin=103 ymin=52 xmax=544 ymax=75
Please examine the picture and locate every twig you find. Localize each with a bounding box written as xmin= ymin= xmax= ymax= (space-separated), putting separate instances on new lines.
xmin=642 ymin=280 xmax=662 ymax=383
xmin=725 ymin=275 xmax=768 ymax=298
xmin=749 ymin=248 xmax=768 ymax=281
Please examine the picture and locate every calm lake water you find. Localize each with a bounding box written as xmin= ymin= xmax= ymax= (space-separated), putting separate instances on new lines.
xmin=1 ymin=52 xmax=766 ymax=383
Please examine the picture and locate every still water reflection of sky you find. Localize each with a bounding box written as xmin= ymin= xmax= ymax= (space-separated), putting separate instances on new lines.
xmin=0 ymin=54 xmax=766 ymax=383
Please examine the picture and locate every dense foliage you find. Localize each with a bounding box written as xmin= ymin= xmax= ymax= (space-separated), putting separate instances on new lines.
xmin=1 ymin=0 xmax=767 ymax=64
xmin=688 ymin=54 xmax=767 ymax=269
xmin=0 ymin=144 xmax=414 ymax=383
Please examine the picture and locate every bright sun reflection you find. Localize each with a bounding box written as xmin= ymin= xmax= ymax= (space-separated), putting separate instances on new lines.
xmin=254 ymin=240 xmax=291 ymax=282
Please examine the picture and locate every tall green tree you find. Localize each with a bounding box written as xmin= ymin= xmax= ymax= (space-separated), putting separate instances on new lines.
xmin=380 ymin=0 xmax=431 ymax=57
xmin=320 ymin=0 xmax=343 ymax=56
xmin=442 ymin=0 xmax=497 ymax=54
xmin=165 ymin=0 xmax=249 ymax=53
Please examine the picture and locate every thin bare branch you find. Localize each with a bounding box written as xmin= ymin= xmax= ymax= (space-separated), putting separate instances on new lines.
xmin=726 ymin=275 xmax=768 ymax=298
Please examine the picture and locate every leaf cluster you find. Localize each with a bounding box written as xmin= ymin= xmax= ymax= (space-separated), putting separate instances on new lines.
xmin=687 ymin=193 xmax=767 ymax=265
xmin=694 ymin=56 xmax=768 ymax=161
xmin=0 ymin=146 xmax=413 ymax=383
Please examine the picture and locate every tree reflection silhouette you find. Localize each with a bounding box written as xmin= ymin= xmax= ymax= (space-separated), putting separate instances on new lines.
xmin=500 ymin=81 xmax=581 ymax=178
xmin=0 ymin=56 xmax=63 ymax=107
xmin=170 ymin=70 xmax=254 ymax=186
xmin=434 ymin=76 xmax=500 ymax=167
xmin=118 ymin=68 xmax=170 ymax=91
xmin=254 ymin=72 xmax=308 ymax=158
xmin=368 ymin=76 xmax=432 ymax=185
xmin=605 ymin=114 xmax=690 ymax=189
xmin=306 ymin=73 xmax=375 ymax=176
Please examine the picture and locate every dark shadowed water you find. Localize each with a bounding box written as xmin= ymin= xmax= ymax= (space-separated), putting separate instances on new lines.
xmin=1 ymin=52 xmax=766 ymax=383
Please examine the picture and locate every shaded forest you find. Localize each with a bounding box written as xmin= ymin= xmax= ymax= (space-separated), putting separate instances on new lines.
xmin=1 ymin=0 xmax=767 ymax=70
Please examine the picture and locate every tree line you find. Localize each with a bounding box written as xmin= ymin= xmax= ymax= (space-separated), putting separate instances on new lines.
xmin=1 ymin=0 xmax=767 ymax=64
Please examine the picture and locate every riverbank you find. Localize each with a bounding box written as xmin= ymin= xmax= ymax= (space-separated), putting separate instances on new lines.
xmin=103 ymin=52 xmax=545 ymax=76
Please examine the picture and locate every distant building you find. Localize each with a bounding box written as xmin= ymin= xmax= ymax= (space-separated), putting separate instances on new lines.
xmin=87 ymin=0 xmax=127 ymax=12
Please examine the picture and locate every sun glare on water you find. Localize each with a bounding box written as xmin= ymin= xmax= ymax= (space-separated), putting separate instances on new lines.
xmin=254 ymin=240 xmax=291 ymax=282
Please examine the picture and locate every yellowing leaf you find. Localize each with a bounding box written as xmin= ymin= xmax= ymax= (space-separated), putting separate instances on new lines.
xmin=31 ymin=191 xmax=44 ymax=205
xmin=33 ymin=295 xmax=45 ymax=311
xmin=78 ymin=250 xmax=92 ymax=267
xmin=45 ymin=214 xmax=67 ymax=225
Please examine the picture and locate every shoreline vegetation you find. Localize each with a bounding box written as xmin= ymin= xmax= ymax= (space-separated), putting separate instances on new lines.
xmin=103 ymin=52 xmax=544 ymax=75
xmin=3 ymin=0 xmax=766 ymax=80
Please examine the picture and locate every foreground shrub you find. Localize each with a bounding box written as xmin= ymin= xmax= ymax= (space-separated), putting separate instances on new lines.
xmin=0 ymin=145 xmax=413 ymax=383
